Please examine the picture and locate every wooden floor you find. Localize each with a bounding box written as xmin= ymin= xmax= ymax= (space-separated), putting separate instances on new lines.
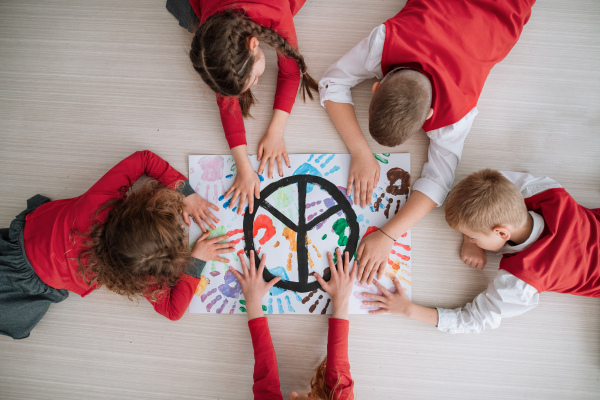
xmin=1 ymin=1 xmax=600 ymax=399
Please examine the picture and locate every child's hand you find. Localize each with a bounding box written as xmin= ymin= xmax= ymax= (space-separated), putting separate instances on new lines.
xmin=314 ymin=248 xmax=356 ymax=320
xmin=356 ymin=230 xmax=393 ymax=284
xmin=229 ymin=251 xmax=282 ymax=320
xmin=182 ymin=193 xmax=220 ymax=232
xmin=461 ymin=234 xmax=487 ymax=270
xmin=362 ymin=278 xmax=411 ymax=315
xmin=257 ymin=130 xmax=290 ymax=179
xmin=190 ymin=232 xmax=234 ymax=263
xmin=223 ymin=164 xmax=261 ymax=215
xmin=347 ymin=152 xmax=380 ymax=208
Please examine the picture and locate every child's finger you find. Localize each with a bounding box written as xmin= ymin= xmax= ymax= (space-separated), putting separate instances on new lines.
xmin=199 ymin=231 xmax=210 ymax=241
xmin=239 ymin=254 xmax=250 ymax=275
xmin=208 ymin=201 xmax=220 ymax=212
xmin=198 ymin=214 xmax=216 ymax=231
xmin=224 ymin=184 xmax=235 ymax=199
xmin=371 ymin=279 xmax=392 ymax=297
xmin=247 ymin=194 xmax=254 ymax=215
xmin=209 ymin=234 xmax=229 ymax=243
xmin=335 ymin=247 xmax=343 ymax=271
xmin=216 ymin=247 xmax=234 ymax=255
xmin=374 ymin=168 xmax=380 ymax=188
xmin=257 ymin=143 xmax=264 ymax=162
xmin=257 ymin=253 xmax=267 ymax=275
xmin=229 ymin=190 xmax=241 ymax=209
xmin=367 ymin=266 xmax=379 ymax=285
xmin=347 ymin=177 xmax=354 ymax=200
xmin=360 ymin=181 xmax=367 ymax=209
xmin=266 ymin=157 xmax=274 ymax=179
xmin=229 ymin=266 xmax=243 ymax=280
xmin=343 ymin=251 xmax=350 ymax=275
xmin=361 ymin=261 xmax=375 ymax=285
xmin=368 ymin=308 xmax=388 ymax=315
xmin=254 ymin=180 xmax=260 ymax=200
xmin=283 ymin=152 xmax=290 ymax=168
xmin=216 ymin=256 xmax=230 ymax=263
xmin=238 ymin=194 xmax=247 ymax=215
xmin=327 ymin=252 xmax=338 ymax=276
xmin=183 ymin=211 xmax=192 ymax=227
xmin=354 ymin=180 xmax=362 ymax=208
xmin=362 ymin=292 xmax=386 ymax=302
xmin=349 ymin=260 xmax=357 ymax=280
xmin=392 ymin=277 xmax=403 ymax=293
xmin=365 ymin=181 xmax=374 ymax=206
xmin=362 ymin=300 xmax=385 ymax=308
xmin=276 ymin=155 xmax=283 ymax=177
xmin=314 ymin=272 xmax=329 ymax=292
xmin=248 ymin=250 xmax=256 ymax=272
xmin=266 ymin=276 xmax=282 ymax=290
xmin=204 ymin=209 xmax=219 ymax=224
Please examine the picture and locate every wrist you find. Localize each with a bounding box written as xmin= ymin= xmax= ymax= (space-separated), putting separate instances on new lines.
xmin=331 ymin=298 xmax=349 ymax=320
xmin=245 ymin=300 xmax=265 ymax=320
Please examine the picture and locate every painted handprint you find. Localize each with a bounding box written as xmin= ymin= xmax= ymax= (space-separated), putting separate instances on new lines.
xmin=194 ymin=156 xmax=226 ymax=203
xmin=371 ymin=168 xmax=411 ymax=219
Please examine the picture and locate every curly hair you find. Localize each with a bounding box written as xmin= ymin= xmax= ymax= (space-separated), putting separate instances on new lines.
xmin=76 ymin=180 xmax=190 ymax=302
xmin=294 ymin=357 xmax=344 ymax=400
xmin=190 ymin=9 xmax=318 ymax=117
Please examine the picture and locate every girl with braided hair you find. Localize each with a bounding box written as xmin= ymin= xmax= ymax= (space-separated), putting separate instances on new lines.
xmin=169 ymin=0 xmax=318 ymax=215
xmin=0 ymin=151 xmax=233 ymax=339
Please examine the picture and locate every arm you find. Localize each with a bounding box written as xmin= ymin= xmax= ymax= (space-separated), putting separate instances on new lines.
xmin=314 ymin=249 xmax=356 ymax=399
xmin=146 ymin=233 xmax=234 ymax=320
xmin=319 ymin=25 xmax=387 ymax=207
xmin=87 ymin=150 xmax=187 ymax=195
xmin=216 ymin=94 xmax=247 ymax=149
xmin=356 ymin=108 xmax=478 ymax=284
xmin=229 ymin=252 xmax=283 ymax=400
xmin=363 ymin=271 xmax=539 ymax=334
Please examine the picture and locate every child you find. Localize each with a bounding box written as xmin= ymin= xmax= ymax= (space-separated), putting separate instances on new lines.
xmin=169 ymin=0 xmax=318 ymax=215
xmin=0 ymin=150 xmax=233 ymax=339
xmin=230 ymin=248 xmax=355 ymax=399
xmin=361 ymin=169 xmax=600 ymax=334
xmin=318 ymin=0 xmax=536 ymax=284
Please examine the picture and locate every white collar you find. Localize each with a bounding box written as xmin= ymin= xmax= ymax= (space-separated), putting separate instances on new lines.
xmin=498 ymin=211 xmax=545 ymax=255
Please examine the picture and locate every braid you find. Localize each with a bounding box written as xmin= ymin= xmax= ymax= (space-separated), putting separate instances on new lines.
xmin=189 ymin=9 xmax=317 ymax=118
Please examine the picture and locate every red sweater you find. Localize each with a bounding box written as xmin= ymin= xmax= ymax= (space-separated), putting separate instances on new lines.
xmin=382 ymin=0 xmax=535 ymax=131
xmin=190 ymin=0 xmax=305 ymax=148
xmin=248 ymin=317 xmax=354 ymax=400
xmin=500 ymin=188 xmax=600 ymax=296
xmin=23 ymin=151 xmax=200 ymax=321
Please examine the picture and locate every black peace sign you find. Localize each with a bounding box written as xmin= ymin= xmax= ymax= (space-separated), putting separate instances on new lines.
xmin=243 ymin=175 xmax=359 ymax=293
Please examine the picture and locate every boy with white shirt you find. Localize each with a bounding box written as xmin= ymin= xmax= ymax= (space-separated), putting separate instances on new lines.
xmin=361 ymin=169 xmax=600 ymax=333
xmin=319 ymin=0 xmax=536 ymax=284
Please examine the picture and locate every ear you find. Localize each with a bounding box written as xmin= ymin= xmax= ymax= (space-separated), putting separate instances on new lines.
xmin=493 ymin=225 xmax=511 ymax=242
xmin=372 ymin=81 xmax=381 ymax=94
xmin=248 ymin=36 xmax=259 ymax=52
xmin=426 ymin=108 xmax=434 ymax=120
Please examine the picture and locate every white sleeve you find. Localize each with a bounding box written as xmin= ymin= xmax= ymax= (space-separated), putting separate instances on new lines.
xmin=412 ymin=107 xmax=478 ymax=206
xmin=500 ymin=171 xmax=562 ymax=198
xmin=318 ymin=24 xmax=386 ymax=107
xmin=436 ymin=270 xmax=539 ymax=334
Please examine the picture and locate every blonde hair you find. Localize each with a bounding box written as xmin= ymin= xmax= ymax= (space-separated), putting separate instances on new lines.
xmin=445 ymin=169 xmax=529 ymax=232
xmin=369 ymin=69 xmax=432 ymax=147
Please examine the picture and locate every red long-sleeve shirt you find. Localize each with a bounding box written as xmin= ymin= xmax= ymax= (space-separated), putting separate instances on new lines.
xmin=248 ymin=317 xmax=354 ymax=400
xmin=190 ymin=0 xmax=305 ymax=148
xmin=23 ymin=150 xmax=200 ymax=321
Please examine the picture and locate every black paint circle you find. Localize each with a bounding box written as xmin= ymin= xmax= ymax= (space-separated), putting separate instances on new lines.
xmin=243 ymin=175 xmax=359 ymax=293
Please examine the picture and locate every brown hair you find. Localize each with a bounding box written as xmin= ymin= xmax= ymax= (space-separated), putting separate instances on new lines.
xmin=294 ymin=357 xmax=345 ymax=400
xmin=369 ymin=69 xmax=432 ymax=147
xmin=76 ymin=180 xmax=190 ymax=302
xmin=189 ymin=9 xmax=318 ymax=117
xmin=445 ymin=169 xmax=529 ymax=232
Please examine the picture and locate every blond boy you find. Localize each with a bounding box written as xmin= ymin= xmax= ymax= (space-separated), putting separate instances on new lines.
xmin=361 ymin=169 xmax=600 ymax=333
xmin=319 ymin=0 xmax=535 ymax=283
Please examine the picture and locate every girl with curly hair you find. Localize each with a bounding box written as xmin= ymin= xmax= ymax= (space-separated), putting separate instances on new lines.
xmin=168 ymin=0 xmax=318 ymax=215
xmin=231 ymin=248 xmax=355 ymax=400
xmin=0 ymin=150 xmax=233 ymax=339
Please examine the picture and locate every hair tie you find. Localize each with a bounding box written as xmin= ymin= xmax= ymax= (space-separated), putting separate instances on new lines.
xmin=302 ymin=71 xmax=307 ymax=75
